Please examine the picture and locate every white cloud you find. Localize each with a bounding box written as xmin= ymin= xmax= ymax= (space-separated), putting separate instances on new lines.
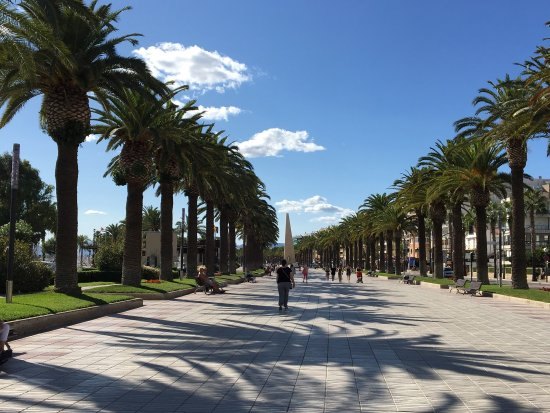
xmin=276 ymin=195 xmax=353 ymax=223
xmin=84 ymin=210 xmax=107 ymax=215
xmin=85 ymin=134 xmax=98 ymax=143
xmin=177 ymin=103 xmax=242 ymax=121
xmin=133 ymin=43 xmax=250 ymax=93
xmin=237 ymin=128 xmax=325 ymax=158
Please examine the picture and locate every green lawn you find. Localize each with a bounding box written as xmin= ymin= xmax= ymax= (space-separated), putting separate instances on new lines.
xmin=416 ymin=276 xmax=455 ymax=285
xmin=0 ymin=292 xmax=134 ymax=321
xmin=86 ymin=273 xmax=251 ymax=294
xmin=481 ymin=284 xmax=550 ymax=303
xmin=417 ymin=276 xmax=550 ymax=302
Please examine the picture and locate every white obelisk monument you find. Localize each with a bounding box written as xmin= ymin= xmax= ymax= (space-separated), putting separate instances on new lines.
xmin=284 ymin=213 xmax=295 ymax=264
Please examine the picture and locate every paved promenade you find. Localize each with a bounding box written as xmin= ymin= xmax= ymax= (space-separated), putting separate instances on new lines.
xmin=2 ymin=270 xmax=550 ymax=413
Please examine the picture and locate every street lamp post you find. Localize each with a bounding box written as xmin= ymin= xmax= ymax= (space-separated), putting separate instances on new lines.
xmin=6 ymin=144 xmax=20 ymax=304
xmin=498 ymin=212 xmax=503 ymax=287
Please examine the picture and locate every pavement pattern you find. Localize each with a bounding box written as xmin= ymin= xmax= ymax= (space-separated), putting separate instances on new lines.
xmin=2 ymin=269 xmax=550 ymax=412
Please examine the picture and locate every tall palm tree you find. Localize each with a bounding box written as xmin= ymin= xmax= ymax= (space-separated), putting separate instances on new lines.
xmin=394 ymin=167 xmax=430 ymax=276
xmin=525 ymin=187 xmax=548 ymax=278
xmin=360 ymin=193 xmax=392 ymax=272
xmin=93 ymin=87 xmax=177 ymax=286
xmin=436 ymin=138 xmax=509 ymax=284
xmin=0 ymin=0 xmax=163 ymax=293
xmin=456 ymin=76 xmax=536 ymax=288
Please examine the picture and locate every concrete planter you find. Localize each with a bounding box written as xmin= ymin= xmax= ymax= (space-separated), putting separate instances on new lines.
xmin=8 ymin=298 xmax=143 ymax=339
xmin=419 ymin=281 xmax=449 ymax=289
xmin=100 ymin=288 xmax=196 ymax=300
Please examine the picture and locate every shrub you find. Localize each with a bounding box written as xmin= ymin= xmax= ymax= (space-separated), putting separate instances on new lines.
xmin=142 ymin=266 xmax=160 ymax=280
xmin=94 ymin=239 xmax=123 ymax=271
xmin=77 ymin=270 xmax=121 ymax=283
xmin=0 ymin=238 xmax=51 ymax=293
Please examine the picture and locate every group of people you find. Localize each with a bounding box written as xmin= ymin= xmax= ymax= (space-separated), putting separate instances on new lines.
xmin=324 ymin=265 xmax=362 ymax=282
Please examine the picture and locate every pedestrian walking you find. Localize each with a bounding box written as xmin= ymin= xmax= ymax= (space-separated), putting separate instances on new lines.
xmin=0 ymin=319 xmax=12 ymax=364
xmin=338 ymin=266 xmax=343 ymax=282
xmin=325 ymin=267 xmax=330 ymax=281
xmin=302 ymin=265 xmax=309 ymax=283
xmin=331 ymin=266 xmax=336 ymax=281
xmin=276 ymin=259 xmax=295 ymax=310
xmin=346 ymin=266 xmax=352 ymax=282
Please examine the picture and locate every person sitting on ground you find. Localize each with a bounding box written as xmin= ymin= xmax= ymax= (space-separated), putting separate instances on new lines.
xmin=0 ymin=319 xmax=12 ymax=360
xmin=197 ymin=267 xmax=225 ymax=294
xmin=245 ymin=271 xmax=256 ymax=282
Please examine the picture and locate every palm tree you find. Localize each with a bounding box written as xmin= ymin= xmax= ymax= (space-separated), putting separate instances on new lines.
xmin=360 ymin=194 xmax=392 ymax=272
xmin=437 ymin=139 xmax=508 ymax=284
xmin=142 ymin=206 xmax=161 ymax=231
xmin=93 ymin=87 xmax=177 ymax=286
xmin=456 ymin=76 xmax=536 ymax=288
xmin=0 ymin=0 xmax=163 ymax=293
xmin=525 ymin=187 xmax=548 ymax=279
xmin=104 ymin=223 xmax=125 ymax=242
xmin=394 ymin=167 xmax=430 ymax=276
xmin=77 ymin=234 xmax=91 ymax=268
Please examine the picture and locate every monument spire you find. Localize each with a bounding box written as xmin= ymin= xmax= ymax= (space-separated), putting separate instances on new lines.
xmin=284 ymin=213 xmax=295 ymax=264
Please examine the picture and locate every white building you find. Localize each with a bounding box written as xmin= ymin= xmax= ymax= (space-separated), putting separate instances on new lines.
xmin=141 ymin=231 xmax=178 ymax=267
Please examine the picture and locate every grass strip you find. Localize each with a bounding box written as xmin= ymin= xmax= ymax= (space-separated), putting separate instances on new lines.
xmin=0 ymin=291 xmax=133 ymax=321
xmin=86 ymin=280 xmax=194 ymax=294
xmin=481 ymin=284 xmax=550 ymax=303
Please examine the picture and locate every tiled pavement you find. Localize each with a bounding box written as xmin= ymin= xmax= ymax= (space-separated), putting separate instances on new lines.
xmin=2 ymin=270 xmax=550 ymax=413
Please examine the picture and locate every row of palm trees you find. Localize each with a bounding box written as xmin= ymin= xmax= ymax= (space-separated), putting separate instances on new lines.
xmin=0 ymin=0 xmax=278 ymax=292
xmin=297 ymin=24 xmax=550 ymax=289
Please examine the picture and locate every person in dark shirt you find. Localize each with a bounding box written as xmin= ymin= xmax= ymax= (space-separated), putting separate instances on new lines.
xmin=330 ymin=266 xmax=336 ymax=281
xmin=276 ymin=259 xmax=295 ymax=310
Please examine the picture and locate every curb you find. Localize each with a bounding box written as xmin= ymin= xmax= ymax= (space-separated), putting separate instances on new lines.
xmin=95 ymin=278 xmax=247 ymax=300
xmin=7 ymin=298 xmax=143 ymax=340
xmin=418 ymin=281 xmax=450 ymax=289
xmin=490 ymin=293 xmax=550 ymax=309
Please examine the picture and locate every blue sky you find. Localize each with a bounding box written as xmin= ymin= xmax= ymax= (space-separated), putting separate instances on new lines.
xmin=0 ymin=1 xmax=548 ymax=242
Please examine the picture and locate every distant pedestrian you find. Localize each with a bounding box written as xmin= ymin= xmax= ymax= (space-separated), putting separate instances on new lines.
xmin=331 ymin=266 xmax=336 ymax=281
xmin=276 ymin=259 xmax=295 ymax=310
xmin=346 ymin=266 xmax=352 ymax=282
xmin=302 ymin=265 xmax=309 ymax=283
xmin=325 ymin=267 xmax=330 ymax=281
xmin=356 ymin=267 xmax=363 ymax=283
xmin=338 ymin=266 xmax=343 ymax=282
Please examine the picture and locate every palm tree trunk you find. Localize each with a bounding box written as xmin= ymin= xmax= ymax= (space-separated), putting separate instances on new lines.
xmin=186 ymin=190 xmax=198 ymax=278
xmin=228 ymin=219 xmax=237 ymax=274
xmin=510 ymin=164 xmax=528 ymax=288
xmin=434 ymin=221 xmax=444 ymax=279
xmin=451 ymin=202 xmax=465 ymax=279
xmin=530 ymin=210 xmax=536 ymax=281
xmin=370 ymin=238 xmax=376 ymax=271
xmin=379 ymin=233 xmax=385 ymax=272
xmin=386 ymin=230 xmax=393 ymax=273
xmin=160 ymin=180 xmax=174 ymax=281
xmin=122 ymin=182 xmax=144 ymax=286
xmin=205 ymin=201 xmax=215 ymax=277
xmin=219 ymin=207 xmax=229 ymax=274
xmin=358 ymin=238 xmax=364 ymax=269
xmin=474 ymin=205 xmax=489 ymax=284
xmin=395 ymin=232 xmax=402 ymax=273
xmin=417 ymin=211 xmax=427 ymax=276
xmin=54 ymin=143 xmax=80 ymax=294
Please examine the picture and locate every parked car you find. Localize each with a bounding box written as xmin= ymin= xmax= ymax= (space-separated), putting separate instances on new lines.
xmin=443 ymin=267 xmax=454 ymax=278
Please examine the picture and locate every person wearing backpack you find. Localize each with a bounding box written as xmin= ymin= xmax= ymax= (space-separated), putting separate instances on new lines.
xmin=276 ymin=259 xmax=295 ymax=310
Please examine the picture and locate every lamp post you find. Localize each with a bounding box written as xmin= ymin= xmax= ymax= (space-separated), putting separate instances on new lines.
xmin=498 ymin=212 xmax=503 ymax=287
xmin=6 ymin=144 xmax=20 ymax=304
xmin=544 ymin=247 xmax=549 ymax=283
xmin=180 ymin=208 xmax=185 ymax=280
